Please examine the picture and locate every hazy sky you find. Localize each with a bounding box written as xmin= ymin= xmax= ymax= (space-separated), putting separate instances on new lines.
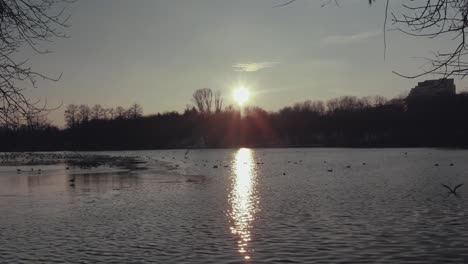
xmin=23 ymin=0 xmax=467 ymax=126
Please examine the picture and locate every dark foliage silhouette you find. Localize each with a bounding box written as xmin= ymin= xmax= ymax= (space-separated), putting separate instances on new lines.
xmin=2 ymin=92 xmax=468 ymax=151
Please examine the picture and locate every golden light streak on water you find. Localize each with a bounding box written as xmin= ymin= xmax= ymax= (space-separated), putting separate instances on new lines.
xmin=229 ymin=148 xmax=259 ymax=261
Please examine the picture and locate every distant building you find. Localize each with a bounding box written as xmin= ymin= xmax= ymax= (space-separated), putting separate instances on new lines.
xmin=408 ymin=78 xmax=456 ymax=98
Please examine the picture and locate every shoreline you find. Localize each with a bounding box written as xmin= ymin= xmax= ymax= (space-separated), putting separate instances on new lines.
xmin=1 ymin=145 xmax=467 ymax=153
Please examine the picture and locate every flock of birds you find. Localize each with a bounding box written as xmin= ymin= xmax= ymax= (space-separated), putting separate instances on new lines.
xmin=16 ymin=168 xmax=41 ymax=174
xmin=3 ymin=150 xmax=464 ymax=195
xmin=148 ymin=150 xmax=465 ymax=195
xmin=15 ymin=166 xmax=69 ymax=175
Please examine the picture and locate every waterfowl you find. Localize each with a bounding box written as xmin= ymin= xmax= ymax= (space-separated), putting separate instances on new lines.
xmin=441 ymin=184 xmax=464 ymax=195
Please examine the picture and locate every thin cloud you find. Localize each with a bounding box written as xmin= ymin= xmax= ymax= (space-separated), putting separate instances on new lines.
xmin=233 ymin=62 xmax=280 ymax=72
xmin=321 ymin=30 xmax=381 ymax=44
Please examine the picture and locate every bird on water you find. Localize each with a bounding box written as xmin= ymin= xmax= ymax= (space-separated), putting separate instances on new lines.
xmin=69 ymin=175 xmax=76 ymax=186
xmin=441 ymin=183 xmax=464 ymax=195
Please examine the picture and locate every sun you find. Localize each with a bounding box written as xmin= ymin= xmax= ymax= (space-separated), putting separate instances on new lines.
xmin=233 ymin=87 xmax=250 ymax=105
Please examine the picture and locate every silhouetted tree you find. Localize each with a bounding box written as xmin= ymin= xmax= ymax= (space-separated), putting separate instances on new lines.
xmin=293 ymin=100 xmax=325 ymax=115
xmin=281 ymin=0 xmax=468 ymax=78
xmin=26 ymin=112 xmax=52 ymax=130
xmin=91 ymin=104 xmax=106 ymax=120
xmin=5 ymin=92 xmax=468 ymax=151
xmin=64 ymin=104 xmax=79 ymax=127
xmin=106 ymin=108 xmax=115 ymax=120
xmin=193 ymin=88 xmax=213 ymax=113
xmin=184 ymin=105 xmax=198 ymax=115
xmin=215 ymin=91 xmax=223 ymax=113
xmin=0 ymin=0 xmax=72 ymax=126
xmin=115 ymin=106 xmax=126 ymax=119
xmin=368 ymin=0 xmax=468 ymax=77
xmin=388 ymin=0 xmax=468 ymax=78
xmin=127 ymin=104 xmax=143 ymax=119
xmin=326 ymin=96 xmax=366 ymax=113
xmin=77 ymin=104 xmax=90 ymax=124
xmin=224 ymin=104 xmax=236 ymax=113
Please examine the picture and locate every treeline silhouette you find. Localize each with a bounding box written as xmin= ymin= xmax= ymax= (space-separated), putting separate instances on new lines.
xmin=2 ymin=91 xmax=468 ymax=151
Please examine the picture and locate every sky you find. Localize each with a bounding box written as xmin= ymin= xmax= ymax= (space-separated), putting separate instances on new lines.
xmin=22 ymin=0 xmax=468 ymax=126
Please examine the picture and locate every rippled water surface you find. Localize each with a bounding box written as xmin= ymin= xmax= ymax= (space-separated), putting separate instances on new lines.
xmin=0 ymin=148 xmax=467 ymax=263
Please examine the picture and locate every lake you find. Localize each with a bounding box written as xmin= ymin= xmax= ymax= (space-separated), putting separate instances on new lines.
xmin=0 ymin=148 xmax=466 ymax=263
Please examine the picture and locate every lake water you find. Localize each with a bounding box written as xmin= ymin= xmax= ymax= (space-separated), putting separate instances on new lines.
xmin=0 ymin=148 xmax=467 ymax=263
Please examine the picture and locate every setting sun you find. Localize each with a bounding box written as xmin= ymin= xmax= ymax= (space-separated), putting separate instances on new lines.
xmin=233 ymin=87 xmax=250 ymax=105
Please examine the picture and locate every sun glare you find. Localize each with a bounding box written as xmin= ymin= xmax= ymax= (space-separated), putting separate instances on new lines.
xmin=233 ymin=87 xmax=250 ymax=105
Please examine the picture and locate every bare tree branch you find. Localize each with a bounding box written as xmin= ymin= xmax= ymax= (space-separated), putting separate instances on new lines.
xmin=386 ymin=0 xmax=468 ymax=78
xmin=0 ymin=0 xmax=73 ymax=128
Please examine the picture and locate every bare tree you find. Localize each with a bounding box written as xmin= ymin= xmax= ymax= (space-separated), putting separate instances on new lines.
xmin=277 ymin=0 xmax=468 ymax=78
xmin=106 ymin=107 xmax=115 ymax=120
xmin=64 ymin=104 xmax=78 ymax=127
xmin=214 ymin=90 xmax=223 ymax=113
xmin=192 ymin=88 xmax=213 ymax=113
xmin=293 ymin=100 xmax=326 ymax=114
xmin=363 ymin=0 xmax=468 ymax=77
xmin=244 ymin=106 xmax=268 ymax=117
xmin=224 ymin=104 xmax=237 ymax=113
xmin=77 ymin=104 xmax=90 ymax=123
xmin=115 ymin=106 xmax=126 ymax=119
xmin=388 ymin=0 xmax=468 ymax=78
xmin=0 ymin=0 xmax=72 ymax=127
xmin=326 ymin=96 xmax=367 ymax=113
xmin=127 ymin=103 xmax=143 ymax=119
xmin=26 ymin=111 xmax=52 ymax=129
xmin=91 ymin=104 xmax=105 ymax=120
xmin=371 ymin=95 xmax=388 ymax=106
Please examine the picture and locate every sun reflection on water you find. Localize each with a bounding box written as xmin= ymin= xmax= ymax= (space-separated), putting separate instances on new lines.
xmin=229 ymin=148 xmax=259 ymax=261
